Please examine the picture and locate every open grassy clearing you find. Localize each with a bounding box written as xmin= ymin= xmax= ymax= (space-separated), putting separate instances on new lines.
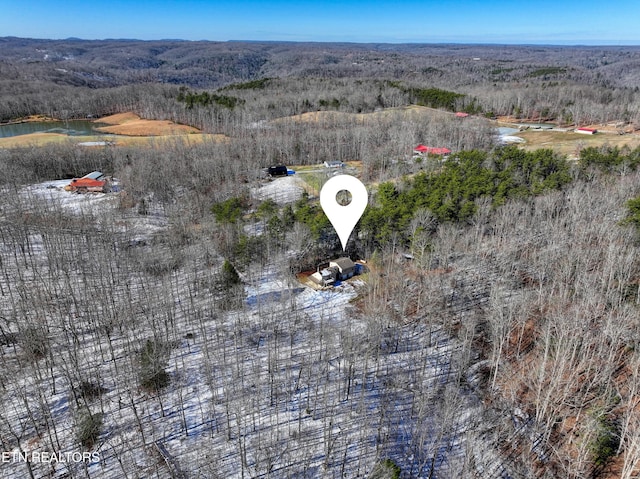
xmin=0 ymin=132 xmax=228 ymax=148
xmin=273 ymin=104 xmax=453 ymax=125
xmin=0 ymin=112 xmax=220 ymax=148
xmin=0 ymin=132 xmax=75 ymax=148
xmin=514 ymin=129 xmax=640 ymax=157
xmin=290 ymin=160 xmax=361 ymax=172
xmin=292 ymin=161 xmax=362 ymax=195
xmin=94 ymin=112 xmax=200 ymax=136
xmin=295 ymin=170 xmax=325 ymax=195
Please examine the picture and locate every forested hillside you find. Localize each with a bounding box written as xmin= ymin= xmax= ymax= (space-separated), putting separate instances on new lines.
xmin=1 ymin=38 xmax=640 ymax=479
xmin=1 ymin=38 xmax=640 ymax=126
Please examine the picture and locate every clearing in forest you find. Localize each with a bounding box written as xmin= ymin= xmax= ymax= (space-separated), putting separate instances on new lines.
xmin=0 ymin=131 xmax=226 ymax=148
xmin=94 ymin=112 xmax=200 ymax=136
xmin=273 ymin=104 xmax=452 ymax=125
xmin=0 ymin=112 xmax=228 ymax=148
xmin=514 ymin=129 xmax=640 ymax=157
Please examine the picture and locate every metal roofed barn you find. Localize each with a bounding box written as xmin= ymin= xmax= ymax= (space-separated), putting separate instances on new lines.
xmin=65 ymin=171 xmax=111 ymax=193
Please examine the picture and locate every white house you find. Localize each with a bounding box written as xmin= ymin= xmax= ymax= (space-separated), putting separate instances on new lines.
xmin=324 ymin=161 xmax=344 ymax=168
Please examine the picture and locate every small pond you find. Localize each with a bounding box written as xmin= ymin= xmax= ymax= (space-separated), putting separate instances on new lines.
xmin=497 ymin=127 xmax=520 ymax=136
xmin=0 ymin=120 xmax=108 ymax=139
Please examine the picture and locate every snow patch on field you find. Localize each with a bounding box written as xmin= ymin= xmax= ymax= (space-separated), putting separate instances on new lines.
xmin=252 ymin=176 xmax=304 ymax=204
xmin=22 ymin=179 xmax=115 ymax=213
xmin=500 ymin=135 xmax=526 ymax=144
xmin=18 ymin=179 xmax=168 ymax=242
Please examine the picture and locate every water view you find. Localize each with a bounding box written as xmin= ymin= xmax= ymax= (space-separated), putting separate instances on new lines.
xmin=0 ymin=120 xmax=108 ymax=138
xmin=497 ymin=127 xmax=520 ymax=136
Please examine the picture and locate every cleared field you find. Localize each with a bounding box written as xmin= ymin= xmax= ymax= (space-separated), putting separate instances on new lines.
xmin=110 ymin=133 xmax=228 ymax=147
xmin=94 ymin=112 xmax=200 ymax=136
xmin=2 ymin=114 xmax=58 ymax=124
xmin=514 ymin=129 xmax=640 ymax=157
xmin=273 ymin=104 xmax=452 ymax=125
xmin=0 ymin=132 xmax=228 ymax=148
xmin=0 ymin=132 xmax=72 ymax=148
xmin=0 ymin=112 xmax=216 ymax=148
xmin=293 ymin=160 xmax=361 ymax=170
xmin=292 ymin=161 xmax=362 ymax=195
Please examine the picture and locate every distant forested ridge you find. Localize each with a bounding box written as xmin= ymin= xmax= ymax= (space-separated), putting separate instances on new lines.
xmin=1 ymin=37 xmax=640 ymax=128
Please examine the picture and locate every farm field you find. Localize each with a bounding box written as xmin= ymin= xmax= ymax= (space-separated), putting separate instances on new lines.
xmin=512 ymin=129 xmax=640 ymax=157
xmin=0 ymin=131 xmax=227 ymax=148
xmin=0 ymin=112 xmax=229 ymax=148
xmin=94 ymin=112 xmax=200 ymax=136
xmin=272 ymin=105 xmax=454 ymax=125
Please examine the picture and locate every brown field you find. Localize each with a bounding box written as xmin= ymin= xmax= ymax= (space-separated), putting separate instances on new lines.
xmin=107 ymin=133 xmax=229 ymax=147
xmin=0 ymin=112 xmax=230 ymax=148
xmin=273 ymin=105 xmax=451 ymax=125
xmin=0 ymin=132 xmax=228 ymax=149
xmin=0 ymin=132 xmax=72 ymax=148
xmin=95 ymin=112 xmax=200 ymax=136
xmin=496 ymin=116 xmax=640 ymax=157
xmin=514 ymin=129 xmax=640 ymax=157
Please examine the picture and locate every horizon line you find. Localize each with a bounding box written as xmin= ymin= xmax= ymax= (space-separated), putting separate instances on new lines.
xmin=2 ymin=35 xmax=640 ymax=48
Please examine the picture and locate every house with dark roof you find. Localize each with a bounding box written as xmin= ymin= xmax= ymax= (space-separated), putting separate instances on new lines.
xmin=329 ymin=257 xmax=356 ymax=280
xmin=309 ymin=257 xmax=358 ymax=287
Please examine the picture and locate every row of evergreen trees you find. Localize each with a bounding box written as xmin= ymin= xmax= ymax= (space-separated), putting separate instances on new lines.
xmin=211 ymin=144 xmax=640 ymax=264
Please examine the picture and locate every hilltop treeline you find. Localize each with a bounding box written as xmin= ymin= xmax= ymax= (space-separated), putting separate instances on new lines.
xmin=1 ymin=38 xmax=640 ymax=128
xmin=2 ymin=38 xmax=640 ymax=89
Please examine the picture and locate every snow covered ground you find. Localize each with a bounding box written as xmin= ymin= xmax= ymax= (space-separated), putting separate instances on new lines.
xmin=500 ymin=135 xmax=526 ymax=144
xmin=252 ymin=176 xmax=305 ymax=204
xmin=22 ymin=179 xmax=115 ymax=213
xmin=496 ymin=127 xmax=526 ymax=145
xmin=0 ymin=179 xmax=489 ymax=479
xmin=18 ymin=179 xmax=168 ymax=243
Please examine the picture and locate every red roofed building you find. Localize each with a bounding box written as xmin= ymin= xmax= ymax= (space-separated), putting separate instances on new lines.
xmin=575 ymin=127 xmax=597 ymax=135
xmin=65 ymin=171 xmax=109 ymax=193
xmin=455 ymin=112 xmax=469 ymax=118
xmin=413 ymin=144 xmax=452 ymax=156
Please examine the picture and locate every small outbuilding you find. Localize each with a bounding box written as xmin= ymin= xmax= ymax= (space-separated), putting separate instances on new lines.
xmin=575 ymin=127 xmax=597 ymax=135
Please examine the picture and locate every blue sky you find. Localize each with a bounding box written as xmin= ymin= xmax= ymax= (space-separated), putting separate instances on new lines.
xmin=1 ymin=0 xmax=638 ymax=45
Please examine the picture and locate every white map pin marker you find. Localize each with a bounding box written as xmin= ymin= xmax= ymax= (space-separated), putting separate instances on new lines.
xmin=320 ymin=174 xmax=368 ymax=251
